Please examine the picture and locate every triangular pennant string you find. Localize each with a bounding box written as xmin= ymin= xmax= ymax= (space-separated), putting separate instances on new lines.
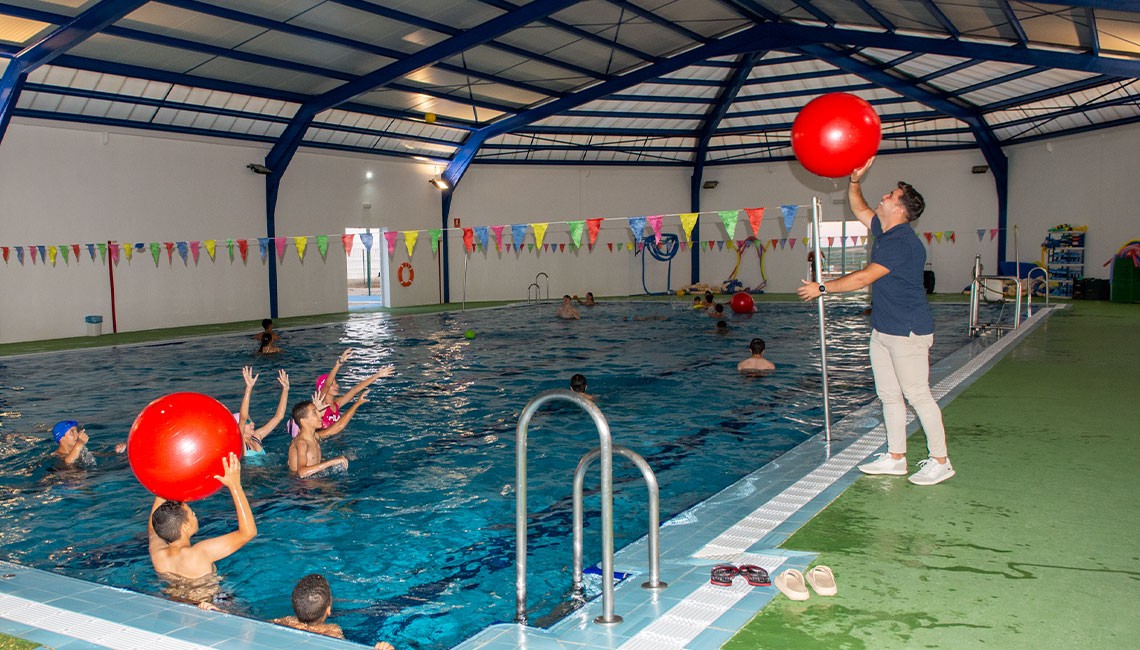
xmin=190 ymin=241 xmax=201 ymax=264
xmin=176 ymin=241 xmax=189 ymax=265
xmin=627 ymin=216 xmax=646 ymax=242
xmin=404 ymin=231 xmax=418 ymax=257
xmin=294 ymin=236 xmax=308 ymax=262
xmin=532 ymin=223 xmax=548 ymax=249
xmin=679 ymin=213 xmax=698 ymax=242
xmin=149 ymin=242 xmax=161 ymax=266
xmin=491 ymin=225 xmax=504 ymax=252
xmin=511 ymin=224 xmax=527 ymax=250
xmin=257 ymin=238 xmax=270 ymax=262
xmin=474 ymin=226 xmax=489 ymax=252
xmin=317 ymin=235 xmax=329 ymax=260
xmin=237 ymin=239 xmax=248 ymax=263
xmin=567 ymin=221 xmax=584 ymax=248
xmin=780 ymin=205 xmax=798 ymax=230
xmin=274 ymin=237 xmax=287 ymax=261
xmin=646 ymin=215 xmax=664 ymax=244
xmin=429 ymin=228 xmax=442 ymax=253
xmin=977 ymin=229 xmax=986 ymax=242
xmin=108 ymin=245 xmax=118 ymax=265
xmin=359 ymin=232 xmax=373 ymax=255
xmin=205 ymin=240 xmax=217 ymax=261
xmin=462 ymin=228 xmax=474 ymax=253
xmin=90 ymin=243 xmax=99 ymax=262
xmin=934 ymin=232 xmax=943 ymax=243
xmin=718 ymin=210 xmax=739 ymax=239
xmin=342 ymin=234 xmax=355 ymax=256
xmin=38 ymin=245 xmax=47 ymax=263
xmin=924 ymin=232 xmax=933 ymax=245
xmin=59 ymin=245 xmax=69 ymax=264
xmin=70 ymin=244 xmax=80 ymax=262
xmin=744 ymin=207 xmax=765 ymax=237
xmin=384 ymin=231 xmax=398 ymax=255
xmin=990 ymin=228 xmax=999 ymax=241
xmin=587 ymin=218 xmax=603 ymax=246
xmin=164 ymin=242 xmax=175 ymax=264
xmin=789 ymin=238 xmax=797 ymax=250
xmin=48 ymin=246 xmax=58 ymax=266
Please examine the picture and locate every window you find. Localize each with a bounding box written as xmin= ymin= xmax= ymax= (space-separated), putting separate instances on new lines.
xmin=809 ymin=220 xmax=869 ymax=280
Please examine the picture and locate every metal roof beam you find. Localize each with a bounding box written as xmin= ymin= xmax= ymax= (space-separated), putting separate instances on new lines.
xmin=442 ymin=24 xmax=816 ymax=189
xmin=981 ymin=74 xmax=1122 ymax=111
xmin=852 ymin=0 xmax=896 ymax=31
xmin=996 ymin=0 xmax=1029 ymax=46
xmin=789 ymin=0 xmax=836 ymax=26
xmin=1029 ymin=2 xmax=1140 ymax=10
xmin=330 ymin=0 xmax=604 ymax=81
xmin=692 ymin=52 xmax=759 ymax=202
xmin=917 ymin=0 xmax=961 ymax=38
xmin=1084 ymin=7 xmax=1100 ymax=56
xmin=605 ymin=0 xmax=709 ymax=43
xmin=475 ymin=0 xmax=661 ymax=64
xmin=158 ymin=0 xmax=569 ymax=100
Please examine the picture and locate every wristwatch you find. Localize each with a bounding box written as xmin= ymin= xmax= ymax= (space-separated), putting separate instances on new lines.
xmin=818 ymin=284 xmax=827 ymax=294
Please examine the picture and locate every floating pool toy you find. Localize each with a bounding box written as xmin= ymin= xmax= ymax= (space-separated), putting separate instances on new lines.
xmin=730 ymin=292 xmax=755 ymax=314
xmin=127 ymin=392 xmax=242 ymax=502
xmin=792 ymin=92 xmax=881 ymax=178
xmin=464 ymin=329 xmax=476 ymax=339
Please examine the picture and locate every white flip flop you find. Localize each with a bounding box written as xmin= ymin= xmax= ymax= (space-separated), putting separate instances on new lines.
xmin=773 ymin=568 xmax=810 ymax=601
xmin=805 ymin=565 xmax=837 ymax=596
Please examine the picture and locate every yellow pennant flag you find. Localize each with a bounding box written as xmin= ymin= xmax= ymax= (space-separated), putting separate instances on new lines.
xmin=531 ymin=223 xmax=548 ymax=249
xmin=404 ymin=231 xmax=418 ymax=257
xmin=626 ymin=242 xmax=634 ymax=251
xmin=123 ymin=243 xmax=133 ymax=262
xmin=294 ymin=236 xmax=307 ymax=262
xmin=204 ymin=239 xmax=217 ymax=261
xmin=48 ymin=247 xmax=58 ymax=266
xmin=679 ymin=212 xmax=698 ymax=242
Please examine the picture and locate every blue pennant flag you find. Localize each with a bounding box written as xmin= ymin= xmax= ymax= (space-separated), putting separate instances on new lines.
xmin=511 ymin=224 xmax=527 ymax=250
xmin=473 ymin=226 xmax=489 ymax=251
xmin=780 ymin=205 xmax=798 ymax=231
xmin=628 ymin=216 xmax=646 ymax=241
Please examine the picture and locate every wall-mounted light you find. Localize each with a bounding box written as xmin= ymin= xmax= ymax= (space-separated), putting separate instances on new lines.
xmin=247 ymin=163 xmax=272 ymax=175
xmin=365 ymin=170 xmax=374 ymax=180
xmin=429 ymin=177 xmax=449 ymax=190
xmin=702 ymin=180 xmax=719 ymax=189
xmin=970 ymin=165 xmax=988 ymax=174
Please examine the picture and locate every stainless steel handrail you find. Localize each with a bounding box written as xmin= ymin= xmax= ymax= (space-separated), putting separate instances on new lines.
xmin=809 ymin=197 xmax=832 ymax=449
xmin=1026 ymin=266 xmax=1050 ymax=316
xmin=527 ymin=282 xmax=540 ymax=303
xmin=969 ymin=255 xmax=1023 ymax=336
xmin=515 ymin=390 xmax=621 ymax=626
xmin=572 ymin=445 xmax=667 ymax=596
xmin=535 ymin=272 xmax=549 ymax=301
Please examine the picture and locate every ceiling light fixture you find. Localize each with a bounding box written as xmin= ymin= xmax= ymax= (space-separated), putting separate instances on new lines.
xmin=703 ymin=180 xmax=719 ymax=189
xmin=247 ymin=163 xmax=272 ymax=175
xmin=429 ymin=178 xmax=449 ymax=190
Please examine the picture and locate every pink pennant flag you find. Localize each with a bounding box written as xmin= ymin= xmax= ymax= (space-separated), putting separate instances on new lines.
xmin=744 ymin=208 xmax=764 ymax=237
xmin=990 ymin=229 xmax=999 ymax=241
xmin=647 ymin=215 xmax=663 ymax=244
xmin=384 ymin=231 xmax=398 ymax=254
xmin=30 ymin=246 xmax=38 ymax=264
xmin=491 ymin=225 xmax=505 ymax=251
xmin=274 ymin=237 xmax=287 ymax=261
xmin=789 ymin=238 xmax=796 ymax=250
xmin=342 ymin=234 xmax=354 ymax=256
xmin=190 ymin=241 xmax=201 ymax=264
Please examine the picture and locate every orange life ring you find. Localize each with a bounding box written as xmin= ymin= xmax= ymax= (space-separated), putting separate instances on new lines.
xmin=397 ymin=262 xmax=414 ymax=287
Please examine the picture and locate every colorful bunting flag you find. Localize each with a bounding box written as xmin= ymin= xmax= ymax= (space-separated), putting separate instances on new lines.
xmin=567 ymin=221 xmax=584 ymax=248
xmin=511 ymin=224 xmax=526 ymax=251
xmin=934 ymin=232 xmax=943 ymax=243
xmin=190 ymin=241 xmax=201 ymax=264
xmin=237 ymin=239 xmax=249 ymax=263
xmin=38 ymin=245 xmax=47 ymax=263
xmin=491 ymin=225 xmax=504 ymax=252
xmin=429 ymin=228 xmax=442 ymax=253
xmin=474 ymin=226 xmax=489 ymax=252
xmin=164 ymin=242 xmax=175 ymax=264
xmin=462 ymin=228 xmax=474 ymax=253
xmin=121 ymin=243 xmax=131 ymax=263
xmin=226 ymin=239 xmax=235 ymax=261
xmin=679 ymin=213 xmax=698 ymax=242
xmin=949 ymin=231 xmax=956 ymax=243
xmin=16 ymin=246 xmax=25 ymax=265
xmin=89 ymin=243 xmax=98 ymax=262
xmin=780 ymin=205 xmax=798 ymax=231
xmin=108 ymin=245 xmax=118 ymax=265
xmin=1 ymin=246 xmax=7 ymax=263
xmin=646 ymin=215 xmax=663 ymax=244
xmin=48 ymin=246 xmax=57 ymax=266
xmin=718 ymin=210 xmax=739 ymax=239
xmin=990 ymin=228 xmax=998 ymax=241
xmin=532 ymin=223 xmax=548 ymax=249
xmin=384 ymin=231 xmax=398 ymax=255
xmin=789 ymin=238 xmax=796 ymax=250
xmin=744 ymin=207 xmax=764 ymax=237
xmin=257 ymin=238 xmax=270 ymax=262
xmin=404 ymin=231 xmax=417 ymax=257
xmin=923 ymin=232 xmax=933 ymax=245
xmin=176 ymin=241 xmax=189 ymax=265
xmin=627 ymin=216 xmax=646 ymax=243
xmin=342 ymin=233 xmax=354 ymax=256
xmin=359 ymin=232 xmax=373 ymax=254
xmin=70 ymin=244 xmax=80 ymax=261
xmin=59 ymin=245 xmax=69 ymax=264
xmin=587 ymin=218 xmax=603 ymax=246
xmin=149 ymin=242 xmax=161 ymax=266
xmin=317 ymin=235 xmax=329 ymax=260
xmin=294 ymin=236 xmax=307 ymax=262
xmin=274 ymin=237 xmax=287 ymax=262
xmin=977 ymin=229 xmax=986 ymax=242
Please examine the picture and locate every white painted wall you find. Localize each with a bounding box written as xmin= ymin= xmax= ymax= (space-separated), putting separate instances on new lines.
xmin=1 ymin=118 xmax=1136 ymax=344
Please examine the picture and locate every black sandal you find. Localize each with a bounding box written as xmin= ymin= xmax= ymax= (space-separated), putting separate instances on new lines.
xmin=710 ymin=564 xmax=739 ymax=586
xmin=738 ymin=564 xmax=771 ymax=587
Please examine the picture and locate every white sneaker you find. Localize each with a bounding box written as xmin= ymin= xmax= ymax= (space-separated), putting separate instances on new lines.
xmin=908 ymin=458 xmax=955 ymax=485
xmin=857 ymin=453 xmax=907 ymax=476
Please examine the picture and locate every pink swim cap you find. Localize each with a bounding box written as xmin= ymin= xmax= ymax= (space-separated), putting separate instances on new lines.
xmin=316 ymin=374 xmax=329 ymax=392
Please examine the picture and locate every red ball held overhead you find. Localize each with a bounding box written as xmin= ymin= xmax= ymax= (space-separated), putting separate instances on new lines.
xmin=127 ymin=392 xmax=243 ymax=502
xmin=791 ymin=93 xmax=882 ymax=178
xmin=730 ymin=292 xmax=755 ymax=314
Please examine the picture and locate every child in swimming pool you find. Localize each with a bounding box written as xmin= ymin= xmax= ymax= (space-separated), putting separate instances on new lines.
xmin=253 ymin=318 xmax=281 ymax=353
xmin=737 ymin=337 xmax=776 ymax=374
xmin=272 ymin=574 xmax=394 ymax=649
xmin=237 ymin=366 xmax=290 ymax=456
xmin=51 ymin=420 xmax=125 ymax=466
xmin=315 ymin=350 xmax=394 ymax=430
xmin=569 ymin=373 xmax=595 ymax=401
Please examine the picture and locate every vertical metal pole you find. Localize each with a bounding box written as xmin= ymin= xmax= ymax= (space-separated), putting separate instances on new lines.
xmin=365 ymin=228 xmax=372 ymax=296
xmin=969 ymin=255 xmax=982 ymax=335
xmin=810 ymin=198 xmax=832 ymax=448
xmin=107 ymin=240 xmax=118 ymax=334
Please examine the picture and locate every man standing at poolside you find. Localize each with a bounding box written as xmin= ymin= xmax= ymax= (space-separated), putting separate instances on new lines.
xmin=796 ymin=156 xmax=953 ymax=486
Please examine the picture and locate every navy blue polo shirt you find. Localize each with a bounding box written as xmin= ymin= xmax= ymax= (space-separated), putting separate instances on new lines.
xmin=868 ymin=216 xmax=934 ymax=336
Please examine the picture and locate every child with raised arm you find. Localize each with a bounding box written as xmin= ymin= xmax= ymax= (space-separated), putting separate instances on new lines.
xmin=315 ymin=349 xmax=393 ymax=429
xmin=237 ymin=367 xmax=290 ymax=456
xmin=287 ymin=390 xmax=369 ymax=478
xmin=148 ymin=452 xmax=257 ymax=604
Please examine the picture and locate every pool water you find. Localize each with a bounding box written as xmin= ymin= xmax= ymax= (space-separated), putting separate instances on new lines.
xmin=0 ymin=300 xmax=989 ymax=649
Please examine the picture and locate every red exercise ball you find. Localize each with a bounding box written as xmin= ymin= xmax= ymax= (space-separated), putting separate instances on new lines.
xmin=127 ymin=392 xmax=242 ymax=502
xmin=730 ymin=292 xmax=755 ymax=314
xmin=791 ymin=93 xmax=881 ymax=178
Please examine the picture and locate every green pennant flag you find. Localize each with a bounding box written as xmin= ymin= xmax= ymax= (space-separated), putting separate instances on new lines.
xmin=718 ymin=210 xmax=739 ymax=239
xmin=149 ymin=242 xmax=161 ymax=266
xmin=429 ymin=228 xmax=442 ymax=253
xmin=226 ymin=238 xmax=235 ymax=261
xmin=59 ymin=245 xmax=69 ymax=263
xmin=316 ymin=235 xmax=329 ymax=260
xmin=567 ymin=220 xmax=585 ymax=248
xmin=97 ymin=242 xmax=107 ymax=263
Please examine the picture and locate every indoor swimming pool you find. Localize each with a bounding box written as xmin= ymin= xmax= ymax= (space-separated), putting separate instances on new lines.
xmin=0 ymin=299 xmax=997 ymax=649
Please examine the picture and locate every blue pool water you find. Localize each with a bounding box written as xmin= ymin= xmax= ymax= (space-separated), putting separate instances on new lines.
xmin=0 ymin=300 xmax=987 ymax=649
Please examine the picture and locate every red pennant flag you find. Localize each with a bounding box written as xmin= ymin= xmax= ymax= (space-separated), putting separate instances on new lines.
xmin=30 ymin=246 xmax=38 ymax=264
xmin=744 ymin=207 xmax=764 ymax=236
xmin=949 ymin=231 xmax=956 ymax=243
xmin=462 ymin=228 xmax=474 ymax=252
xmin=1 ymin=247 xmax=8 ymax=263
xmin=990 ymin=228 xmax=999 ymax=241
xmin=237 ymin=239 xmax=249 ymax=262
xmin=586 ymin=218 xmax=603 ymax=246
xmin=164 ymin=242 xmax=175 ymax=263
xmin=923 ymin=232 xmax=933 ymax=244
xmin=769 ymin=239 xmax=778 ymax=249
xmin=71 ymin=244 xmax=81 ymax=261
xmin=342 ymin=234 xmax=354 ymax=256
xmin=607 ymin=243 xmax=613 ymax=252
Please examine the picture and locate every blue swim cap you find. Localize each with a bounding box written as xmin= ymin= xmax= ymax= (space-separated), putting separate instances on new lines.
xmin=52 ymin=420 xmax=78 ymax=443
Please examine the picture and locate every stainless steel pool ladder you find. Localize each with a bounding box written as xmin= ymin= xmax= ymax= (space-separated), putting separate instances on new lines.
xmin=536 ymin=272 xmax=549 ymax=301
xmin=572 ymin=445 xmax=666 ymax=596
xmin=1026 ymin=266 xmax=1050 ymax=317
xmin=515 ymin=389 xmax=623 ymax=626
xmin=527 ymin=282 xmax=540 ymax=303
xmin=969 ymin=255 xmax=1022 ymax=336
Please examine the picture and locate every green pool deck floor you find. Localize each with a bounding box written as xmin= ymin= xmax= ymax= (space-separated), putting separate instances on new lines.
xmin=725 ymin=300 xmax=1140 ymax=650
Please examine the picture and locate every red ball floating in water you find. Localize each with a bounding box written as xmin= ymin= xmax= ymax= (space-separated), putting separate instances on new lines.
xmin=127 ymin=392 xmax=242 ymax=502
xmin=730 ymin=292 xmax=755 ymax=314
xmin=791 ymin=93 xmax=881 ymax=178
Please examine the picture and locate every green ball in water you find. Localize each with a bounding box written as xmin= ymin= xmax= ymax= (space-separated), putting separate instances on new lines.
xmin=464 ymin=329 xmax=476 ymax=339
